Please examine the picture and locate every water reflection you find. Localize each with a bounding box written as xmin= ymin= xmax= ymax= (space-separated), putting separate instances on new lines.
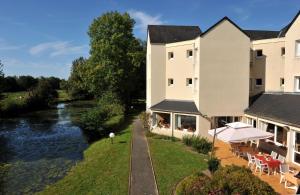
xmin=0 ymin=101 xmax=96 ymax=194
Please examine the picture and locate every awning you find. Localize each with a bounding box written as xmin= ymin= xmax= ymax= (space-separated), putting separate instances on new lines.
xmin=208 ymin=122 xmax=274 ymax=143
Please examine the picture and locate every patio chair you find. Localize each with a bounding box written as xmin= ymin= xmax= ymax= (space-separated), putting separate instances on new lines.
xmin=254 ymin=158 xmax=270 ymax=175
xmin=247 ymin=153 xmax=255 ymax=169
xmin=271 ymin=151 xmax=278 ymax=159
xmin=279 ymin=164 xmax=290 ymax=183
xmin=277 ymin=154 xmax=286 ymax=163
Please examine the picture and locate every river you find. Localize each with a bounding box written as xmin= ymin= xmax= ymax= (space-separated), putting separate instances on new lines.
xmin=0 ymin=100 xmax=96 ymax=194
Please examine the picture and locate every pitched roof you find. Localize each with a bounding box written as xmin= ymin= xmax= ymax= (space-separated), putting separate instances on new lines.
xmin=278 ymin=10 xmax=300 ymax=37
xmin=148 ymin=25 xmax=201 ymax=44
xmin=201 ymin=17 xmax=250 ymax=38
xmin=150 ymin=99 xmax=200 ymax=114
xmin=245 ymin=93 xmax=300 ymax=128
xmin=244 ymin=30 xmax=280 ymax=40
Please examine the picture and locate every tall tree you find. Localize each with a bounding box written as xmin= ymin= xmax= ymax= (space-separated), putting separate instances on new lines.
xmin=68 ymin=57 xmax=91 ymax=99
xmin=87 ymin=11 xmax=145 ymax=107
xmin=0 ymin=60 xmax=4 ymax=94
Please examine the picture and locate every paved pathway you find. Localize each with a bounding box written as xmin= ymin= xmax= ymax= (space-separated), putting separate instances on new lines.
xmin=130 ymin=119 xmax=158 ymax=195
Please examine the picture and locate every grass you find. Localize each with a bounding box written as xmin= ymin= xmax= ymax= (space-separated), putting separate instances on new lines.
xmin=39 ymin=122 xmax=132 ymax=195
xmin=56 ymin=90 xmax=72 ymax=102
xmin=0 ymin=91 xmax=28 ymax=105
xmin=148 ymin=134 xmax=208 ymax=195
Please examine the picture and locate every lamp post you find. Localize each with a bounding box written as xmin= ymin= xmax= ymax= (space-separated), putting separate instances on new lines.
xmin=109 ymin=132 xmax=115 ymax=144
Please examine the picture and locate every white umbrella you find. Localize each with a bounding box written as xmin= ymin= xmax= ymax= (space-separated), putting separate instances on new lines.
xmin=208 ymin=122 xmax=273 ymax=143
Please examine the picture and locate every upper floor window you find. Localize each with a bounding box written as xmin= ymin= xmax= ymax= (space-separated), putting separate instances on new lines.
xmin=168 ymin=52 xmax=174 ymax=60
xmin=168 ymin=78 xmax=174 ymax=86
xmin=256 ymin=50 xmax=263 ymax=57
xmin=256 ymin=78 xmax=262 ymax=86
xmin=281 ymin=47 xmax=285 ymax=56
xmin=187 ymin=50 xmax=193 ymax=58
xmin=186 ymin=78 xmax=192 ymax=86
xmin=296 ymin=40 xmax=300 ymax=57
xmin=280 ymin=78 xmax=285 ymax=87
xmin=295 ymin=77 xmax=300 ymax=92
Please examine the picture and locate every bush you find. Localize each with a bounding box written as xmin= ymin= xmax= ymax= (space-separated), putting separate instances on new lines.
xmin=80 ymin=91 xmax=125 ymax=136
xmin=205 ymin=165 xmax=276 ymax=194
xmin=182 ymin=135 xmax=212 ymax=154
xmin=176 ymin=173 xmax=210 ymax=195
xmin=208 ymin=157 xmax=220 ymax=173
xmin=176 ymin=165 xmax=275 ymax=195
xmin=139 ymin=111 xmax=150 ymax=130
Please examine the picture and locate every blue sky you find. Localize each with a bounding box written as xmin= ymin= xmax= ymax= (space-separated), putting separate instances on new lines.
xmin=1 ymin=0 xmax=299 ymax=79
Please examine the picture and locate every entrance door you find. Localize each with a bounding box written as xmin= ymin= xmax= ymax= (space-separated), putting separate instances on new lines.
xmin=293 ymin=131 xmax=300 ymax=165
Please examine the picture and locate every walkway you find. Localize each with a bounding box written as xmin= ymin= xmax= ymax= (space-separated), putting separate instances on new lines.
xmin=130 ymin=119 xmax=158 ymax=195
xmin=215 ymin=140 xmax=295 ymax=194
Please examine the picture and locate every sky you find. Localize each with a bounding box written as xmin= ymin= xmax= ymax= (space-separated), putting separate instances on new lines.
xmin=0 ymin=0 xmax=299 ymax=79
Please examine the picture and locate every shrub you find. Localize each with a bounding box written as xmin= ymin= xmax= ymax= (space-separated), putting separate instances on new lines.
xmin=139 ymin=111 xmax=150 ymax=130
xmin=175 ymin=173 xmax=210 ymax=195
xmin=182 ymin=135 xmax=212 ymax=154
xmin=176 ymin=165 xmax=275 ymax=195
xmin=208 ymin=157 xmax=220 ymax=173
xmin=80 ymin=91 xmax=125 ymax=136
xmin=205 ymin=165 xmax=276 ymax=195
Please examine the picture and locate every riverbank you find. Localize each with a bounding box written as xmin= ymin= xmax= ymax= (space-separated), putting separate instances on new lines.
xmin=39 ymin=117 xmax=133 ymax=194
xmin=0 ymin=90 xmax=75 ymax=117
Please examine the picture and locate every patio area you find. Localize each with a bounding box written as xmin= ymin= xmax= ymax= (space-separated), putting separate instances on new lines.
xmin=215 ymin=140 xmax=296 ymax=194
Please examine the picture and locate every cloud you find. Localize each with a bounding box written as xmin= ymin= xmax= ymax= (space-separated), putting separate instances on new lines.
xmin=29 ymin=41 xmax=88 ymax=57
xmin=128 ymin=10 xmax=164 ymax=35
xmin=231 ymin=7 xmax=251 ymax=21
xmin=0 ymin=38 xmax=24 ymax=51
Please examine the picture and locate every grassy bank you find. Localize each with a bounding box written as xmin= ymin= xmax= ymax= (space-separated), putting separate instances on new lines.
xmin=148 ymin=134 xmax=208 ymax=195
xmin=39 ymin=121 xmax=132 ymax=195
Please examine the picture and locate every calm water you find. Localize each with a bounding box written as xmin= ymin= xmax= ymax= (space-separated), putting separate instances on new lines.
xmin=0 ymin=101 xmax=96 ymax=194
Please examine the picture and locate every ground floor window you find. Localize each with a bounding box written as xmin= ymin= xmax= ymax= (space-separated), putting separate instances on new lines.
xmin=215 ymin=116 xmax=240 ymax=128
xmin=175 ymin=114 xmax=196 ymax=132
xmin=294 ymin=131 xmax=300 ymax=164
xmin=154 ymin=112 xmax=171 ymax=129
xmin=246 ymin=117 xmax=257 ymax=127
xmin=260 ymin=121 xmax=287 ymax=146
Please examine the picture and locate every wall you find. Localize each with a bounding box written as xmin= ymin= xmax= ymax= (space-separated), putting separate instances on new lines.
xmin=165 ymin=40 xmax=196 ymax=101
xmin=146 ymin=33 xmax=166 ymax=109
xmin=199 ymin=19 xmax=250 ymax=117
xmin=284 ymin=15 xmax=300 ymax=92
xmin=251 ymin=38 xmax=285 ymax=95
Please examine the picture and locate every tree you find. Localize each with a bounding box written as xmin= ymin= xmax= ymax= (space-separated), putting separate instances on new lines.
xmin=0 ymin=60 xmax=4 ymax=94
xmin=68 ymin=57 xmax=91 ymax=99
xmin=17 ymin=75 xmax=38 ymax=91
xmin=87 ymin=11 xmax=145 ymax=108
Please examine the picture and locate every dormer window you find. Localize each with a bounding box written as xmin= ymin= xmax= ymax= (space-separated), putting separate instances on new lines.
xmin=187 ymin=50 xmax=193 ymax=57
xmin=256 ymin=50 xmax=263 ymax=57
xmin=168 ymin=52 xmax=174 ymax=60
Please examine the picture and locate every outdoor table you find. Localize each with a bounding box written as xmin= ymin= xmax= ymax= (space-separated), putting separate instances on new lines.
xmin=255 ymin=154 xmax=281 ymax=174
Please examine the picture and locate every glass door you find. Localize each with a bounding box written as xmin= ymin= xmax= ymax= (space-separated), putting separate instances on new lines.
xmin=293 ymin=131 xmax=300 ymax=164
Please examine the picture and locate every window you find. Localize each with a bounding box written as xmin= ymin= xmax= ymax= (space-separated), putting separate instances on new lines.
xmin=280 ymin=78 xmax=285 ymax=87
xmin=168 ymin=78 xmax=174 ymax=86
xmin=168 ymin=52 xmax=174 ymax=60
xmin=281 ymin=47 xmax=285 ymax=56
xmin=256 ymin=50 xmax=263 ymax=57
xmin=175 ymin=114 xmax=196 ymax=132
xmin=256 ymin=78 xmax=262 ymax=86
xmin=276 ymin=126 xmax=287 ymax=145
xmin=295 ymin=77 xmax=300 ymax=92
xmin=262 ymin=122 xmax=287 ymax=146
xmin=187 ymin=50 xmax=193 ymax=57
xmin=296 ymin=40 xmax=300 ymax=57
xmin=186 ymin=78 xmax=192 ymax=86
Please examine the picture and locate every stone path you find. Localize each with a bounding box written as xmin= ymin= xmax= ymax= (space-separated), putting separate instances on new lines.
xmin=130 ymin=119 xmax=158 ymax=195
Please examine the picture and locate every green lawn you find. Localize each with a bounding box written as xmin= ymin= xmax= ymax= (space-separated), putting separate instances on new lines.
xmin=39 ymin=123 xmax=132 ymax=195
xmin=56 ymin=90 xmax=72 ymax=102
xmin=0 ymin=91 xmax=28 ymax=105
xmin=148 ymin=135 xmax=208 ymax=195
